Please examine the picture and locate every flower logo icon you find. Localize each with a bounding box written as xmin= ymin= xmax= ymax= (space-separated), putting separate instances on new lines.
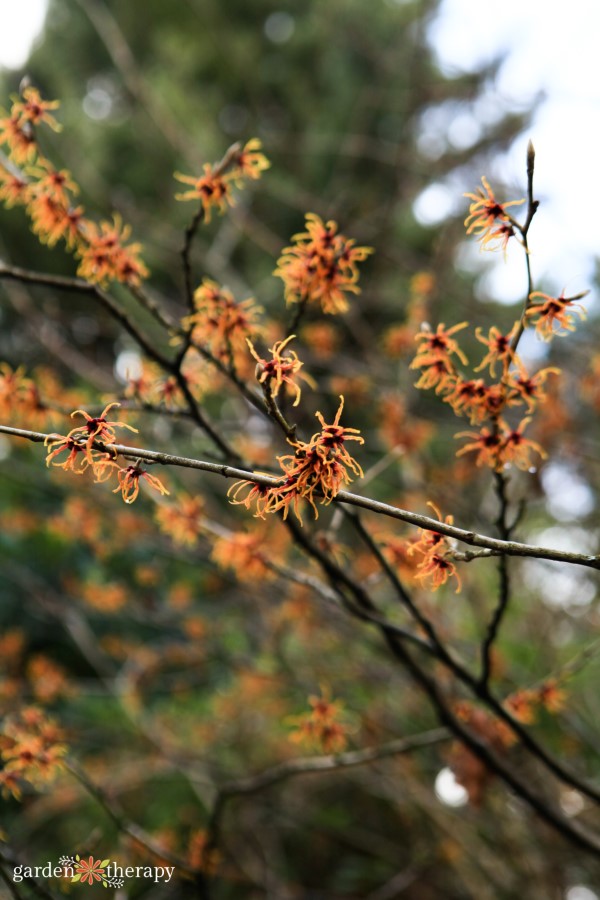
xmin=72 ymin=856 xmax=108 ymax=885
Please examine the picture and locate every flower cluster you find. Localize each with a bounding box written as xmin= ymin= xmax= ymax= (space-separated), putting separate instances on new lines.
xmin=525 ymin=290 xmax=588 ymax=340
xmin=410 ymin=322 xmax=468 ymax=392
xmin=155 ymin=494 xmax=205 ymax=547
xmin=464 ymin=176 xmax=524 ymax=253
xmin=449 ymin=679 xmax=567 ymax=806
xmin=288 ymin=687 xmax=349 ymax=754
xmin=411 ymin=319 xmax=555 ymax=471
xmin=274 ymin=213 xmax=373 ymax=314
xmin=76 ymin=215 xmax=149 ymax=285
xmin=0 ymin=707 xmax=67 ymax=800
xmin=182 ymin=278 xmax=262 ymax=367
xmin=175 ymin=138 xmax=270 ymax=221
xmin=504 ymin=679 xmax=566 ymax=723
xmin=407 ymin=504 xmax=461 ymax=593
xmin=211 ymin=528 xmax=274 ymax=580
xmin=0 ymin=363 xmax=47 ymax=425
xmin=27 ymin=655 xmax=72 ymax=703
xmin=0 ymin=87 xmax=59 ymax=164
xmin=456 ymin=416 xmax=547 ymax=472
xmin=187 ymin=830 xmax=223 ymax=876
xmin=407 ymin=171 xmax=590 ymax=491
xmin=111 ymin=462 xmax=171 ymax=504
xmin=0 ymin=86 xmax=148 ymax=286
xmin=229 ymin=396 xmax=363 ymax=524
xmin=44 ymin=403 xmax=169 ymax=503
xmin=45 ymin=402 xmax=137 ymax=467
xmin=449 ymin=702 xmax=514 ymax=806
xmin=125 ymin=360 xmax=181 ymax=408
xmin=247 ymin=334 xmax=315 ymax=406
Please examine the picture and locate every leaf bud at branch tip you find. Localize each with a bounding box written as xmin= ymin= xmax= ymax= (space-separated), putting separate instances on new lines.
xmin=19 ymin=74 xmax=32 ymax=95
xmin=527 ymin=140 xmax=535 ymax=176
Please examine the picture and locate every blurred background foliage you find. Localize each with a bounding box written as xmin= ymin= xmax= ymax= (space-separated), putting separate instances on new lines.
xmin=1 ymin=1 xmax=600 ymax=898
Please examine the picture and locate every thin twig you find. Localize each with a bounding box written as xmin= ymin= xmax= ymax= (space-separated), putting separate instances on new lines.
xmin=66 ymin=761 xmax=205 ymax=885
xmin=180 ymin=141 xmax=242 ymax=313
xmin=206 ymin=729 xmax=449 ymax=852
xmin=479 ymin=471 xmax=512 ymax=688
xmin=282 ymin=506 xmax=600 ymax=809
xmin=0 ymin=263 xmax=240 ymax=462
xmin=0 ymin=847 xmax=58 ymax=900
xmin=388 ymin=637 xmax=600 ymax=858
xmin=0 ymin=264 xmax=172 ymax=369
xmin=182 ymin=205 xmax=205 ymax=313
xmin=287 ymin=296 xmax=309 ymax=335
xmin=74 ymin=0 xmax=198 ymax=163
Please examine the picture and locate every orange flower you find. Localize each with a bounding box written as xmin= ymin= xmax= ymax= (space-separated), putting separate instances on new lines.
xmin=479 ymin=220 xmax=517 ymax=255
xmin=412 ymin=357 xmax=456 ymax=394
xmin=455 ymin=424 xmax=502 ymax=469
xmin=0 ymin=364 xmax=36 ymax=416
xmin=155 ymin=494 xmax=204 ymax=546
xmin=211 ymin=529 xmax=273 ymax=580
xmin=113 ymin=465 xmax=170 ymax=504
xmin=537 ymin=679 xmax=566 ymax=713
xmin=407 ymin=502 xmax=452 ymax=556
xmin=28 ymin=159 xmax=79 ymax=204
xmin=247 ymin=334 xmax=314 ymax=406
xmin=27 ymin=655 xmax=71 ymax=702
xmin=0 ymin=769 xmax=23 ymax=800
xmin=474 ymin=324 xmax=520 ymax=376
xmin=274 ymin=213 xmax=373 ymax=315
xmin=464 ymin=176 xmax=524 ymax=243
xmin=507 ymin=366 xmax=560 ymax=413
xmin=124 ymin=360 xmax=165 ymax=405
xmin=505 ymin=689 xmax=537 ymax=724
xmin=377 ymin=532 xmax=420 ymax=578
xmin=301 ymin=322 xmax=340 ymax=359
xmin=228 ymin=138 xmax=271 ymax=184
xmin=174 ymin=163 xmax=233 ymax=222
xmin=11 ymin=87 xmax=61 ymax=131
xmin=65 ymin=401 xmax=138 ymax=461
xmin=456 ymin=417 xmax=546 ymax=471
xmin=525 ymin=290 xmax=587 ymax=340
xmin=0 ymin=165 xmax=29 ymax=207
xmin=412 ymin=321 xmax=468 ymax=369
xmin=80 ymin=578 xmax=128 ymax=612
xmin=45 ymin=435 xmax=91 ymax=475
xmin=183 ymin=279 xmax=261 ymax=363
xmin=77 ymin=215 xmax=149 ymax=286
xmin=229 ymin=397 xmax=363 ymax=523
xmin=414 ymin=551 xmax=462 ymax=593
xmin=1 ymin=708 xmax=67 ymax=797
xmin=313 ymin=395 xmax=364 ymax=478
xmin=407 ymin=503 xmax=461 ymax=593
xmin=228 ymin=478 xmax=273 ymax=519
xmin=0 ymin=116 xmax=37 ymax=164
xmin=288 ymin=687 xmax=349 ymax=753
xmin=443 ymin=377 xmax=488 ymax=423
xmin=27 ymin=193 xmax=85 ymax=248
xmin=175 ymin=139 xmax=268 ymax=217
xmin=269 ymin=396 xmax=364 ymax=519
xmin=497 ymin=417 xmax=547 ymax=470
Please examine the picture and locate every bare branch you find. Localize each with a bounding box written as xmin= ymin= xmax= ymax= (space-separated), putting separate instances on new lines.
xmin=207 ymin=729 xmax=450 ymax=852
xmin=1 ymin=422 xmax=598 ymax=570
